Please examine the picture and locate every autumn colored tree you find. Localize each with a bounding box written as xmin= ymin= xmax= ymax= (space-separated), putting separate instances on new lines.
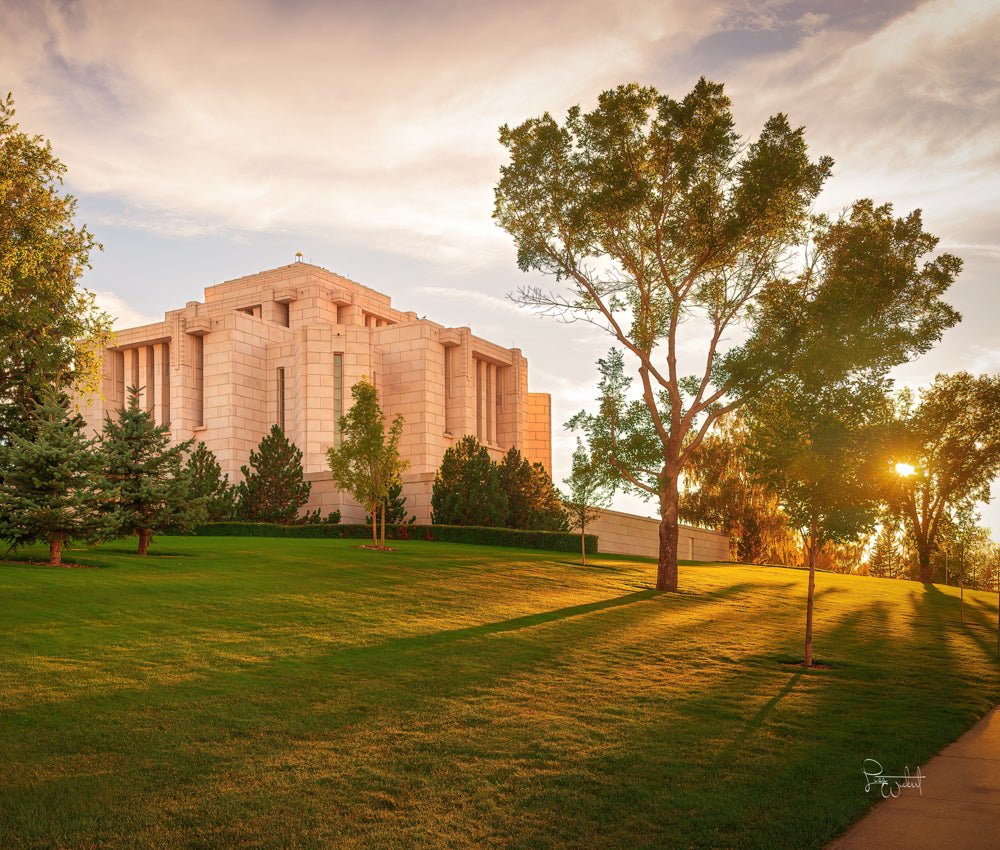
xmin=0 ymin=93 xmax=110 ymax=439
xmin=679 ymin=414 xmax=797 ymax=564
xmin=496 ymin=79 xmax=960 ymax=592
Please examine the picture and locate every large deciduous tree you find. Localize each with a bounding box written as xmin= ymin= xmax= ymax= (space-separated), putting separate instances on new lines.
xmin=0 ymin=93 xmax=110 ymax=438
xmin=0 ymin=386 xmax=103 ymax=565
xmin=495 ymin=79 xmax=960 ymax=591
xmin=884 ymin=372 xmax=1000 ymax=583
xmin=326 ymin=378 xmax=408 ymax=547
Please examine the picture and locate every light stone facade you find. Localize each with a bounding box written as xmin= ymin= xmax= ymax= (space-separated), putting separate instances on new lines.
xmin=588 ymin=509 xmax=731 ymax=561
xmin=76 ymin=261 xmax=552 ymax=524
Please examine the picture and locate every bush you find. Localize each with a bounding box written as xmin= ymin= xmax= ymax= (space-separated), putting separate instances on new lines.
xmin=189 ymin=522 xmax=596 ymax=553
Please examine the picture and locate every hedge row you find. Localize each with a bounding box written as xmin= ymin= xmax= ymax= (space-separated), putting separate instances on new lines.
xmin=190 ymin=522 xmax=597 ymax=553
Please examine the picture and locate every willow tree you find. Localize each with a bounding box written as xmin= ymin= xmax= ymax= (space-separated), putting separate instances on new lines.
xmin=495 ymin=79 xmax=960 ymax=592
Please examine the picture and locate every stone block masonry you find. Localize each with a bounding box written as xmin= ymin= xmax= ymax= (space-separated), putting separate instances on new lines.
xmin=75 ymin=261 xmax=552 ymax=525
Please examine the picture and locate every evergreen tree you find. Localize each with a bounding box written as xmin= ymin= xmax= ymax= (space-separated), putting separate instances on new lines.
xmin=562 ymin=439 xmax=614 ymax=565
xmin=0 ymin=386 xmax=104 ymax=565
xmin=527 ymin=462 xmax=569 ymax=532
xmin=498 ymin=447 xmax=533 ymax=529
xmin=431 ymin=436 xmax=506 ymax=527
xmin=185 ymin=442 xmax=236 ymax=522
xmin=100 ymin=387 xmax=201 ymax=555
xmin=327 ymin=378 xmax=408 ymax=547
xmin=236 ymin=425 xmax=311 ymax=524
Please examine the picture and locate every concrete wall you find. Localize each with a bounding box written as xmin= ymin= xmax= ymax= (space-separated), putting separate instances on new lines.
xmin=588 ymin=508 xmax=730 ymax=561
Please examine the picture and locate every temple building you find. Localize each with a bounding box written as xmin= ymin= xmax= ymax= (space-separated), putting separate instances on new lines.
xmin=76 ymin=260 xmax=552 ymax=524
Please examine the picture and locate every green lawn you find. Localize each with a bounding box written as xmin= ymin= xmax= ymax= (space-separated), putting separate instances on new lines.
xmin=2 ymin=538 xmax=999 ymax=849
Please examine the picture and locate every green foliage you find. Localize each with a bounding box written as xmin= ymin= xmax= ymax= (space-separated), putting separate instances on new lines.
xmin=0 ymin=386 xmax=103 ymax=564
xmin=236 ymin=425 xmax=311 ymax=524
xmin=679 ymin=415 xmax=798 ymax=565
xmin=495 ymin=78 xmax=960 ymax=592
xmin=185 ymin=442 xmax=236 ymax=522
xmin=883 ymin=372 xmax=1000 ymax=583
xmin=0 ymin=93 xmax=111 ymax=439
xmin=327 ymin=378 xmax=408 ymax=546
xmin=562 ymin=439 xmax=614 ymax=565
xmin=497 ymin=446 xmax=568 ymax=532
xmin=189 ymin=522 xmax=594 ymax=553
xmin=431 ymin=436 xmax=506 ymax=527
xmin=100 ymin=387 xmax=201 ymax=554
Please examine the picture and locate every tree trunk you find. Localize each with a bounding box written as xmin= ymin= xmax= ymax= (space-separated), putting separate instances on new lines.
xmin=371 ymin=504 xmax=378 ymax=547
xmin=656 ymin=476 xmax=680 ymax=591
xmin=380 ymin=503 xmax=386 ymax=547
xmin=917 ymin=545 xmax=934 ymax=584
xmin=138 ymin=528 xmax=151 ymax=556
xmin=805 ymin=523 xmax=817 ymax=667
xmin=581 ymin=525 xmax=587 ymax=567
xmin=48 ymin=534 xmax=63 ymax=567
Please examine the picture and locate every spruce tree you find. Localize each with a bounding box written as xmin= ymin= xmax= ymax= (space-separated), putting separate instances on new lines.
xmin=236 ymin=425 xmax=311 ymax=524
xmin=497 ymin=447 xmax=533 ymax=529
xmin=527 ymin=462 xmax=569 ymax=532
xmin=100 ymin=387 xmax=201 ymax=555
xmin=431 ymin=436 xmax=506 ymax=527
xmin=0 ymin=386 xmax=103 ymax=565
xmin=186 ymin=442 xmax=236 ymax=522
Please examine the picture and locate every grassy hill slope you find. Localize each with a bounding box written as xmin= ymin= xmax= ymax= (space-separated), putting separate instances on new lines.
xmin=2 ymin=538 xmax=998 ymax=848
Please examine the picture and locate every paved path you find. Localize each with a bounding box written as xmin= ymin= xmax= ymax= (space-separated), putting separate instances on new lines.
xmin=827 ymin=703 xmax=1000 ymax=849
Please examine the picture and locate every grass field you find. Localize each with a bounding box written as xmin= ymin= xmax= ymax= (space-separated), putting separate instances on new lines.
xmin=2 ymin=537 xmax=999 ymax=849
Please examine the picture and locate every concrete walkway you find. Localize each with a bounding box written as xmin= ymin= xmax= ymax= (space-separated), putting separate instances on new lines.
xmin=827 ymin=703 xmax=1000 ymax=848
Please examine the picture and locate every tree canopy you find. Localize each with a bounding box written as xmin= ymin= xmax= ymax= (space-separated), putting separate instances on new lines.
xmin=100 ymin=387 xmax=201 ymax=555
xmin=0 ymin=93 xmax=110 ymax=438
xmin=0 ymin=386 xmax=103 ymax=565
xmin=237 ymin=425 xmax=312 ymax=525
xmin=495 ymin=78 xmax=961 ymax=591
xmin=883 ymin=372 xmax=1000 ymax=583
xmin=326 ymin=378 xmax=408 ymax=547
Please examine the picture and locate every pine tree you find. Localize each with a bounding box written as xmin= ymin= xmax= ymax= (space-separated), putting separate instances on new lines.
xmin=327 ymin=378 xmax=408 ymax=547
xmin=562 ymin=439 xmax=614 ymax=565
xmin=0 ymin=386 xmax=104 ymax=565
xmin=186 ymin=442 xmax=236 ymax=522
xmin=498 ymin=447 xmax=533 ymax=529
xmin=431 ymin=436 xmax=506 ymax=527
xmin=236 ymin=425 xmax=311 ymax=524
xmin=100 ymin=387 xmax=201 ymax=555
xmin=527 ymin=462 xmax=569 ymax=532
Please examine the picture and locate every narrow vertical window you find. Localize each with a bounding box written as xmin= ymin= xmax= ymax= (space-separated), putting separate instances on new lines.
xmin=333 ymin=353 xmax=343 ymax=447
xmin=277 ymin=367 xmax=286 ymax=431
xmin=191 ymin=335 xmax=204 ymax=427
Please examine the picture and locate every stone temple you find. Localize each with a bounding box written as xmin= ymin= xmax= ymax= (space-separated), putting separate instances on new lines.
xmin=76 ymin=259 xmax=552 ymax=524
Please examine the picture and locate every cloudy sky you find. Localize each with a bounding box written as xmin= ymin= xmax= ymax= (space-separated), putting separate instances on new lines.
xmin=3 ymin=0 xmax=999 ymax=534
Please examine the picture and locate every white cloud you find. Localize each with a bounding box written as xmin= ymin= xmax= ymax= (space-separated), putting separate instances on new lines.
xmin=93 ymin=290 xmax=159 ymax=330
xmin=0 ymin=0 xmax=727 ymax=267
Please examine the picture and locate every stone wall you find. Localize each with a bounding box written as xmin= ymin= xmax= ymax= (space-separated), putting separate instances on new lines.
xmin=587 ymin=508 xmax=730 ymax=561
